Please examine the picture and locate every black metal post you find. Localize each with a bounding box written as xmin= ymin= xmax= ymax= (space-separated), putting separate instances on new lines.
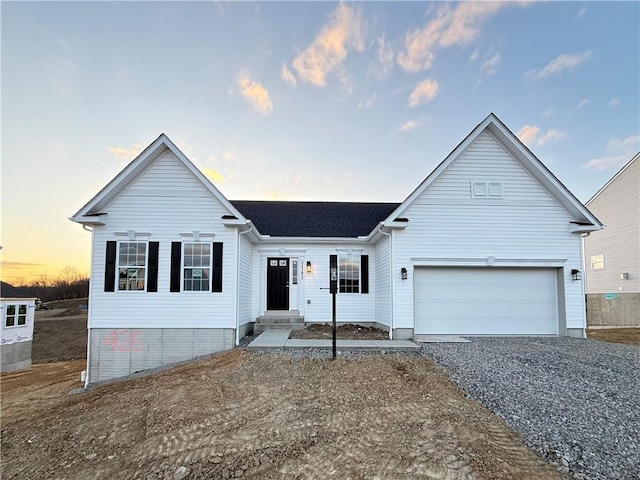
xmin=332 ymin=291 xmax=337 ymax=359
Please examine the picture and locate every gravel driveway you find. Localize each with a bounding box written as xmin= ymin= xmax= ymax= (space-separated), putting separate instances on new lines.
xmin=421 ymin=337 xmax=639 ymax=480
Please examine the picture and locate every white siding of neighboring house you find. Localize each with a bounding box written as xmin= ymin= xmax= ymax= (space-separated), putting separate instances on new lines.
xmin=374 ymin=235 xmax=391 ymax=328
xmin=392 ymin=131 xmax=586 ymax=332
xmin=88 ymin=151 xmax=238 ymax=330
xmin=248 ymin=242 xmax=377 ymax=324
xmin=584 ymin=157 xmax=640 ymax=294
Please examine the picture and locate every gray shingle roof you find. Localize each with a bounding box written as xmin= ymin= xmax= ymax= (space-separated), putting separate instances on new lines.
xmin=230 ymin=201 xmax=400 ymax=237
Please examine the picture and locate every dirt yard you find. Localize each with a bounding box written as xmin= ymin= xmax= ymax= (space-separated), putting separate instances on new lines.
xmin=0 ymin=350 xmax=565 ymax=480
xmin=32 ymin=308 xmax=88 ymax=363
xmin=289 ymin=323 xmax=389 ymax=340
xmin=587 ymin=327 xmax=640 ymax=346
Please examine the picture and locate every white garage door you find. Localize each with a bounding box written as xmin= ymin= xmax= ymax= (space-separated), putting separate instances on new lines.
xmin=414 ymin=267 xmax=558 ymax=335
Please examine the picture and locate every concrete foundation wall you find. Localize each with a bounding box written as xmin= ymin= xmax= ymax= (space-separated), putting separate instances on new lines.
xmin=393 ymin=328 xmax=414 ymax=340
xmin=586 ymin=293 xmax=640 ymax=327
xmin=88 ymin=328 xmax=235 ymax=384
xmin=566 ymin=328 xmax=586 ymax=339
xmin=1 ymin=341 xmax=32 ymax=373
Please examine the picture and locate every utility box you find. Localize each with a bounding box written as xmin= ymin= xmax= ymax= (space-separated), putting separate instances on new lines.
xmin=1 ymin=298 xmax=36 ymax=373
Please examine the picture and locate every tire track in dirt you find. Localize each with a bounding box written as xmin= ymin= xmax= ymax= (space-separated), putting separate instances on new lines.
xmin=1 ymin=352 xmax=565 ymax=480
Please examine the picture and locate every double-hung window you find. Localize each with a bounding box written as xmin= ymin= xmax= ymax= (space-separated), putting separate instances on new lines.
xmin=5 ymin=304 xmax=27 ymax=327
xmin=330 ymin=254 xmax=369 ymax=294
xmin=118 ymin=242 xmax=147 ymax=291
xmin=183 ymin=242 xmax=212 ymax=291
xmin=339 ymin=255 xmax=360 ymax=293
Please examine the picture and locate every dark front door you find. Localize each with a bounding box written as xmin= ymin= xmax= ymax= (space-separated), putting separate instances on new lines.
xmin=267 ymin=258 xmax=289 ymax=310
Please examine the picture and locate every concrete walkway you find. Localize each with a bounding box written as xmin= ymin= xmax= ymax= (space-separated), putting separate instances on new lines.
xmin=247 ymin=329 xmax=420 ymax=350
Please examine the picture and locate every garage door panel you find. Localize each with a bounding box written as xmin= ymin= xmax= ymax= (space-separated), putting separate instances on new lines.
xmin=414 ymin=267 xmax=558 ymax=335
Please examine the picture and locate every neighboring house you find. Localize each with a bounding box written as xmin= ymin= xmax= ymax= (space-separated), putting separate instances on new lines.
xmin=584 ymin=154 xmax=640 ymax=328
xmin=71 ymin=113 xmax=602 ymax=385
xmin=1 ymin=296 xmax=36 ymax=373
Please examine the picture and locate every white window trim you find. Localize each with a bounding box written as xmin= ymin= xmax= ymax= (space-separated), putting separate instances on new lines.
xmin=4 ymin=304 xmax=28 ymax=328
xmin=182 ymin=241 xmax=213 ymax=292
xmin=117 ymin=241 xmax=149 ymax=292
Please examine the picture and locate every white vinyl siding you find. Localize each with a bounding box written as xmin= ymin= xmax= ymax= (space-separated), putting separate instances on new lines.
xmin=414 ymin=267 xmax=558 ymax=335
xmin=374 ymin=236 xmax=391 ymax=328
xmin=393 ymin=131 xmax=585 ymax=332
xmin=88 ymin=151 xmax=237 ymax=329
xmin=238 ymin=233 xmax=253 ymax=327
xmin=584 ymin=157 xmax=639 ymax=293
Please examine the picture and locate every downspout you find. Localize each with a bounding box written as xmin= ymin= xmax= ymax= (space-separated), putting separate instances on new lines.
xmin=82 ymin=224 xmax=93 ymax=387
xmin=579 ymin=232 xmax=591 ymax=339
xmin=378 ymin=229 xmax=394 ymax=340
xmin=235 ymin=224 xmax=252 ymax=345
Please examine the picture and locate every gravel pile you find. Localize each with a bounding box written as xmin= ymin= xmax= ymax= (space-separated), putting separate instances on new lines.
xmin=421 ymin=337 xmax=639 ymax=480
xmin=247 ymin=336 xmax=639 ymax=479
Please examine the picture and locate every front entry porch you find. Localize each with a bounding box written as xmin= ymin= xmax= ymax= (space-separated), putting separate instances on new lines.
xmin=254 ymin=310 xmax=305 ymax=334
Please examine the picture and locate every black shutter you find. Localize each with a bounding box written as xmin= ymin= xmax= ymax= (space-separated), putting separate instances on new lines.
xmin=212 ymin=242 xmax=223 ymax=292
xmin=170 ymin=242 xmax=182 ymax=293
xmin=361 ymin=255 xmax=369 ymax=294
xmin=147 ymin=242 xmax=159 ymax=292
xmin=104 ymin=241 xmax=117 ymax=292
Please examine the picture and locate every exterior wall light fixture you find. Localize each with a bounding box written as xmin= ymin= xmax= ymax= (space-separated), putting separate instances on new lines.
xmin=571 ymin=269 xmax=581 ymax=281
xmin=401 ymin=267 xmax=408 ymax=280
xmin=306 ymin=261 xmax=312 ymax=273
xmin=620 ymin=272 xmax=629 ymax=280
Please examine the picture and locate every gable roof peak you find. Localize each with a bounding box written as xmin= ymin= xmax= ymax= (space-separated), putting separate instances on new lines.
xmin=71 ymin=133 xmax=246 ymax=224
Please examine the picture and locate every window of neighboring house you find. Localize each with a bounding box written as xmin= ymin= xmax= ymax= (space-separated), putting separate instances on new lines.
xmin=5 ymin=304 xmax=27 ymax=328
xmin=183 ymin=242 xmax=211 ymax=291
xmin=339 ymin=255 xmax=360 ymax=293
xmin=118 ymin=242 xmax=147 ymax=291
xmin=590 ymin=254 xmax=605 ymax=270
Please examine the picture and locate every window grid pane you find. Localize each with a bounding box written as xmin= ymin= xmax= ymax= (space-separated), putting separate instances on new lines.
xmin=118 ymin=243 xmax=147 ymax=290
xmin=339 ymin=255 xmax=360 ymax=294
xmin=5 ymin=305 xmax=16 ymax=327
xmin=184 ymin=242 xmax=212 ymax=291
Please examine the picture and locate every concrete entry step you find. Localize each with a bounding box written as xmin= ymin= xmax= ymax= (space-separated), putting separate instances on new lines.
xmin=254 ymin=315 xmax=304 ymax=334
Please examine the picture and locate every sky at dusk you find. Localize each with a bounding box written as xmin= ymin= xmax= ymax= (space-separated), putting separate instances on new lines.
xmin=1 ymin=1 xmax=639 ymax=284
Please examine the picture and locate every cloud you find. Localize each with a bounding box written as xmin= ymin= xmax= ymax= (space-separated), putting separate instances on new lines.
xmin=516 ymin=125 xmax=540 ymax=145
xmin=203 ymin=168 xmax=227 ymax=183
xmin=607 ymin=135 xmax=640 ymax=152
xmin=368 ymin=35 xmax=395 ymax=79
xmin=517 ymin=125 xmax=565 ymax=147
xmin=480 ymin=52 xmax=500 ymax=76
xmin=537 ymin=129 xmax=566 ymax=146
xmin=541 ymin=107 xmax=553 ymax=118
xmin=292 ymin=3 xmax=365 ymax=87
xmin=469 ymin=47 xmax=479 ymax=61
xmin=577 ymin=6 xmax=586 ymax=18
xmin=582 ymin=135 xmax=639 ymax=171
xmin=106 ymin=143 xmax=144 ymax=161
xmin=608 ymin=98 xmax=620 ymax=107
xmin=577 ymin=98 xmax=590 ymax=108
xmin=357 ymin=93 xmax=377 ymax=109
xmin=236 ymin=75 xmax=273 ymax=115
xmin=408 ymin=79 xmax=439 ymax=107
xmin=397 ymin=2 xmax=506 ymax=72
xmin=581 ymin=154 xmax=632 ymax=172
xmin=526 ymin=51 xmax=591 ymax=78
xmin=397 ymin=119 xmax=424 ymax=132
xmin=281 ymin=65 xmax=296 ymax=86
